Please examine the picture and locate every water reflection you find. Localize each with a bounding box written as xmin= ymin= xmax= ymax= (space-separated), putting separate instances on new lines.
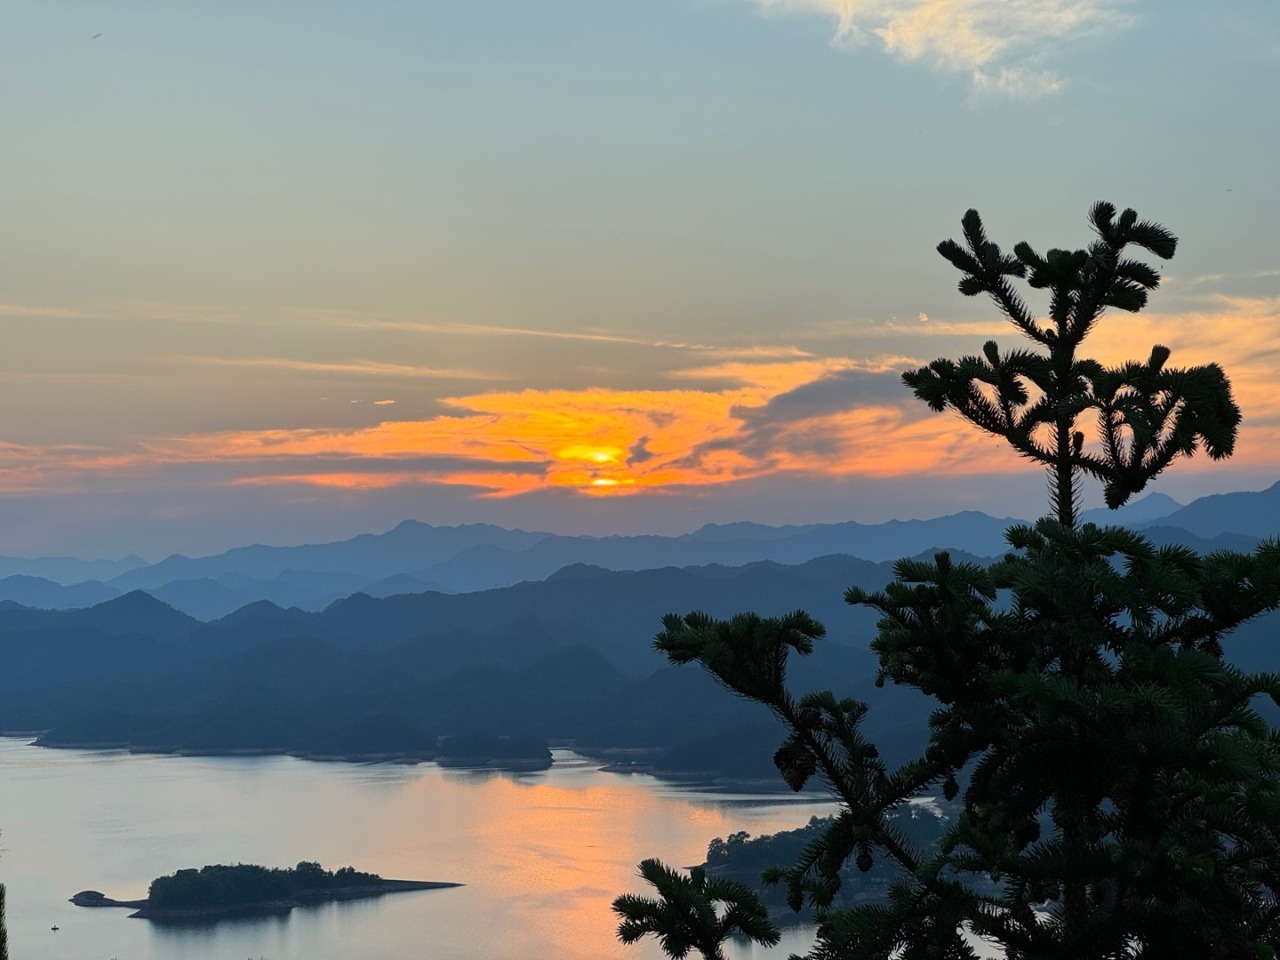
xmin=1 ymin=740 xmax=832 ymax=959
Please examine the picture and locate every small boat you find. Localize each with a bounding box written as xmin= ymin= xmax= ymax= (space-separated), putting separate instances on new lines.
xmin=51 ymin=925 xmax=60 ymax=931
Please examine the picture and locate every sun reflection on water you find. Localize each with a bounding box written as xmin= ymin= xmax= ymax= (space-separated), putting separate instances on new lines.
xmin=0 ymin=741 xmax=834 ymax=960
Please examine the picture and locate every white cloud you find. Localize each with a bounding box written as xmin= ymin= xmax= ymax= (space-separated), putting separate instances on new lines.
xmin=754 ymin=0 xmax=1132 ymax=95
xmin=969 ymin=65 xmax=1063 ymax=99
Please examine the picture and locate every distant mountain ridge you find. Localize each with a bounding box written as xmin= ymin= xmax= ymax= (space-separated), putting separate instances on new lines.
xmin=1133 ymin=480 xmax=1280 ymax=540
xmin=107 ymin=521 xmax=546 ymax=590
xmin=0 ymin=553 xmax=147 ymax=584
xmin=1078 ymin=491 xmax=1183 ymax=526
xmin=0 ymin=481 xmax=1275 ymax=620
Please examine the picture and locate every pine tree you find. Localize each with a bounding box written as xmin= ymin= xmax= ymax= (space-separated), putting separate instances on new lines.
xmin=625 ymin=203 xmax=1280 ymax=959
xmin=613 ymin=858 xmax=781 ymax=960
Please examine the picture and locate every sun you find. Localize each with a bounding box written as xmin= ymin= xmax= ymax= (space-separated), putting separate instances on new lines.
xmin=556 ymin=445 xmax=624 ymax=465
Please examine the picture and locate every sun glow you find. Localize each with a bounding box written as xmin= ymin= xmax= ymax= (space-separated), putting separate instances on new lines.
xmin=557 ymin=446 xmax=623 ymax=465
xmin=4 ymin=298 xmax=1278 ymax=501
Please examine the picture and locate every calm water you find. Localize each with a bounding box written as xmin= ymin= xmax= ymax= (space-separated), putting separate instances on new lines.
xmin=0 ymin=738 xmax=834 ymax=960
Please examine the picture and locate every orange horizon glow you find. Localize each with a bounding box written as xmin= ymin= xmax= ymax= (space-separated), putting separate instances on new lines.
xmin=1 ymin=297 xmax=1277 ymax=500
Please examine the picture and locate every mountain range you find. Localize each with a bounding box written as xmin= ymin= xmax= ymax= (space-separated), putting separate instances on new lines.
xmin=1 ymin=480 xmax=1277 ymax=778
xmin=2 ymin=480 xmax=1277 ymax=621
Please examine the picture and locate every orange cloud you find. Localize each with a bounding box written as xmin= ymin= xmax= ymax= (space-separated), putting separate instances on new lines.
xmin=124 ymin=352 xmax=1011 ymax=496
xmin=79 ymin=361 xmax=837 ymax=496
xmin=1 ymin=297 xmax=1277 ymax=502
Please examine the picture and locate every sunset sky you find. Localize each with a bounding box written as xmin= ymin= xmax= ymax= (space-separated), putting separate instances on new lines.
xmin=3 ymin=1 xmax=1278 ymax=559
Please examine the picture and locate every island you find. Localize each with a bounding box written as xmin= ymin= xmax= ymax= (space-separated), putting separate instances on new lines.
xmin=71 ymin=861 xmax=461 ymax=920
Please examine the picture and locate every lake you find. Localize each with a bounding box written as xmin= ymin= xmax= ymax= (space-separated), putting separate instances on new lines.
xmin=0 ymin=738 xmax=835 ymax=959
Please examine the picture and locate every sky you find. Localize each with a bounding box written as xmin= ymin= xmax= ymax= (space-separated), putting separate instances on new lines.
xmin=2 ymin=1 xmax=1278 ymax=559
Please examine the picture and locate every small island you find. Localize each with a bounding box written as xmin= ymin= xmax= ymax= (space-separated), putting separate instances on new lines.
xmin=72 ymin=861 xmax=461 ymax=920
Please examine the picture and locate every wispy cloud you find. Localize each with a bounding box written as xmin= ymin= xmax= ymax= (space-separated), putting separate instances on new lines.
xmin=754 ymin=0 xmax=1132 ymax=95
xmin=668 ymin=357 xmax=867 ymax=388
xmin=1164 ymin=268 xmax=1280 ymax=291
xmin=113 ymin=302 xmax=719 ymax=349
xmin=349 ymin=317 xmax=819 ymax=360
xmin=5 ymin=299 xmax=820 ymax=369
xmin=0 ymin=303 xmax=95 ymax=319
xmin=358 ymin=318 xmax=718 ymax=351
xmin=160 ymin=355 xmax=496 ymax=380
xmin=0 ymin=370 xmax=155 ymax=384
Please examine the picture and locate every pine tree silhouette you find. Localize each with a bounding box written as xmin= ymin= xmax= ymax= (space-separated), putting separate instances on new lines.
xmin=613 ymin=858 xmax=780 ymax=960
xmin=624 ymin=204 xmax=1280 ymax=960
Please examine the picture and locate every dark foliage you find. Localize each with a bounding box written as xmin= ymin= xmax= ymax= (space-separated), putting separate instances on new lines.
xmin=624 ymin=204 xmax=1280 ymax=960
xmin=613 ymin=858 xmax=781 ymax=960
xmin=702 ymin=808 xmax=952 ymax=918
xmin=147 ymin=861 xmax=381 ymax=909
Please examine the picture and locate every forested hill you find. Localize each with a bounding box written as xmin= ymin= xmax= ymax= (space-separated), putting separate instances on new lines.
xmin=0 ymin=553 xmax=918 ymax=777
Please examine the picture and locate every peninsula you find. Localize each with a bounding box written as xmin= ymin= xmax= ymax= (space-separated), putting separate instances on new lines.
xmin=72 ymin=861 xmax=461 ymax=920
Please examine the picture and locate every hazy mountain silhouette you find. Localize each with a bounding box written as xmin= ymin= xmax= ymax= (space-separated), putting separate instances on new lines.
xmin=8 ymin=482 xmax=1275 ymax=618
xmin=413 ymin=512 xmax=1024 ymax=592
xmin=0 ymin=589 xmax=199 ymax=641
xmin=147 ymin=569 xmax=378 ymax=620
xmin=0 ymin=575 xmax=120 ymax=610
xmin=1134 ymin=480 xmax=1280 ymax=540
xmin=106 ymin=521 xmax=548 ymax=591
xmin=1079 ymin=491 xmax=1182 ymax=526
xmin=1133 ymin=526 xmax=1262 ymax=553
xmin=0 ymin=553 xmax=146 ymax=584
xmin=104 ymin=510 xmax=1028 ymax=617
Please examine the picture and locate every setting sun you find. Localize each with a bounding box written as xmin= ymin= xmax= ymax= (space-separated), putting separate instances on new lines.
xmin=557 ymin=446 xmax=624 ymax=465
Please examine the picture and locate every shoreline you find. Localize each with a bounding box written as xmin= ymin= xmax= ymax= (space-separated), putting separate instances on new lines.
xmin=8 ymin=733 xmax=547 ymax=770
xmin=4 ymin=734 xmax=805 ymax=791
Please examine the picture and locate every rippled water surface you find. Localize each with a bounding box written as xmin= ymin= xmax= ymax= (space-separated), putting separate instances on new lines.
xmin=0 ymin=739 xmax=833 ymax=959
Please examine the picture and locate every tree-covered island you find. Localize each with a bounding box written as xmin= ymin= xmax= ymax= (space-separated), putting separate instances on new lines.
xmin=71 ymin=861 xmax=461 ymax=919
